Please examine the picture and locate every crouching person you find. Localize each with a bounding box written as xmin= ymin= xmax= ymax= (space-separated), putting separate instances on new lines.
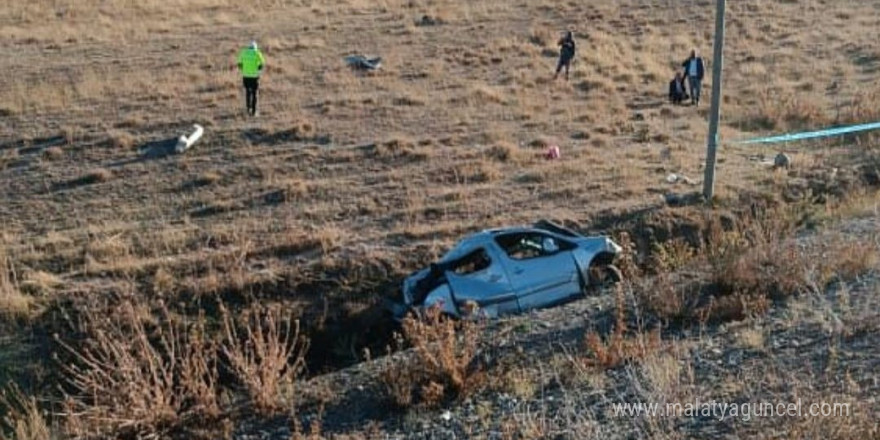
xmin=669 ymin=72 xmax=688 ymax=104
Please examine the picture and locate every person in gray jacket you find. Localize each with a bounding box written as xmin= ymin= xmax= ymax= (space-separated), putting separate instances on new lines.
xmin=681 ymin=49 xmax=705 ymax=105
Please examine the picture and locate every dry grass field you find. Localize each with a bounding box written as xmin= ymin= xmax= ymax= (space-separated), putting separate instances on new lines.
xmin=1 ymin=0 xmax=880 ymax=438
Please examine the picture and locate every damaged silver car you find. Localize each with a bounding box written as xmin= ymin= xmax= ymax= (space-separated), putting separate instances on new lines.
xmin=387 ymin=220 xmax=623 ymax=320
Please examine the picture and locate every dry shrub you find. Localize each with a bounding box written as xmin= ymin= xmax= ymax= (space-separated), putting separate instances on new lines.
xmin=151 ymin=266 xmax=176 ymax=294
xmin=528 ymin=27 xmax=554 ymax=47
xmin=368 ymin=138 xmax=428 ymax=162
xmin=584 ymin=285 xmax=663 ymax=369
xmin=380 ymin=305 xmax=483 ymax=408
xmin=220 ymin=302 xmax=309 ymax=416
xmin=0 ymin=246 xmax=31 ymax=319
xmin=392 ymin=93 xmax=426 ymax=107
xmin=706 ymin=207 xmax=802 ymax=297
xmin=527 ymin=137 xmax=553 ymax=149
xmin=312 ymin=225 xmax=343 ymax=254
xmin=485 ymin=142 xmax=524 ymax=163
xmin=19 ymin=270 xmax=63 ymax=297
xmin=642 ymin=201 xmax=877 ymax=326
xmin=815 ymin=239 xmax=878 ymax=284
xmin=55 ymin=299 xmax=220 ymax=439
xmin=636 ymin=273 xmax=692 ymax=324
xmin=635 ymin=207 xmax=802 ymax=324
xmin=746 ymin=90 xmax=827 ymax=132
xmin=611 ymin=231 xmax=642 ymax=279
xmin=835 ymin=88 xmax=880 ymax=146
xmin=0 ymin=383 xmax=50 ymax=440
xmin=442 ymin=161 xmax=500 ymax=184
xmin=291 ymin=120 xmax=316 ymax=140
xmin=76 ymin=169 xmax=113 ymax=185
xmin=693 ymin=292 xmax=771 ymax=325
xmin=714 ymin=241 xmax=809 ymax=299
xmin=648 ymin=237 xmax=695 ymax=273
xmin=107 ymin=130 xmax=135 ymax=149
xmin=470 ymin=85 xmax=506 ymax=105
xmin=41 ymin=146 xmax=63 ymax=161
xmin=282 ymin=179 xmax=311 ymax=201
xmin=192 ymin=171 xmax=221 ymax=187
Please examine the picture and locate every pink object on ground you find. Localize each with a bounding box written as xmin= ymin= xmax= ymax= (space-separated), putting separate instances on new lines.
xmin=546 ymin=145 xmax=560 ymax=159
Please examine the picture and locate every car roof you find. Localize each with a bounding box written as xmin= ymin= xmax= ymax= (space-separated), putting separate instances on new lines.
xmin=441 ymin=226 xmax=574 ymax=261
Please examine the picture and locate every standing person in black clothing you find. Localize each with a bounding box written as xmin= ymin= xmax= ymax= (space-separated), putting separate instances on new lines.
xmin=554 ymin=31 xmax=576 ymax=81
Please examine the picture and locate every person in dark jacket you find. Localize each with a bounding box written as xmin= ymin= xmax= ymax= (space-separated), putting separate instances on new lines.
xmin=669 ymin=72 xmax=688 ymax=104
xmin=554 ymin=31 xmax=576 ymax=80
xmin=681 ymin=49 xmax=705 ymax=105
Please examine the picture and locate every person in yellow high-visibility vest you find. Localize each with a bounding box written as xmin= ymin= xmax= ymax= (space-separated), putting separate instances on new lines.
xmin=237 ymin=41 xmax=265 ymax=116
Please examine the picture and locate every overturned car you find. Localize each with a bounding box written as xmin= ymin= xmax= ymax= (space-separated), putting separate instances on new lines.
xmin=387 ymin=220 xmax=623 ymax=320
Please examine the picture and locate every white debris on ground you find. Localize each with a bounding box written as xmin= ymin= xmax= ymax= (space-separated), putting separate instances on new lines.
xmin=175 ymin=124 xmax=203 ymax=153
xmin=665 ymin=173 xmax=697 ymax=185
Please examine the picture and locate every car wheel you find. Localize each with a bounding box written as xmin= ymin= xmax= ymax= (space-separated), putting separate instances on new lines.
xmin=588 ymin=264 xmax=622 ymax=291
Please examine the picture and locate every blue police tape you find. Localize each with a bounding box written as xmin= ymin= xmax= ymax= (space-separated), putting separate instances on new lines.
xmin=731 ymin=121 xmax=880 ymax=145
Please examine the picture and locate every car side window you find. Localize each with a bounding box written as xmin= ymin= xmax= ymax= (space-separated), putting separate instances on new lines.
xmin=450 ymin=248 xmax=492 ymax=275
xmin=495 ymin=233 xmax=572 ymax=260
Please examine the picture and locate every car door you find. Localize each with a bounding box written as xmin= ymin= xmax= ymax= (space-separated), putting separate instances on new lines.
xmin=493 ymin=232 xmax=581 ymax=312
xmin=442 ymin=246 xmax=519 ymax=316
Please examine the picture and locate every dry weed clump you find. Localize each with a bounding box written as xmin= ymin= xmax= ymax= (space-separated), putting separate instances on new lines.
xmin=106 ymin=130 xmax=135 ymax=150
xmin=54 ymin=298 xmax=312 ymax=437
xmin=744 ymin=89 xmax=829 ymax=133
xmin=583 ymin=285 xmax=663 ymax=369
xmin=648 ymin=237 xmax=695 ymax=273
xmin=636 ymin=207 xmax=804 ymax=324
xmin=440 ymin=160 xmax=501 ymax=184
xmin=611 ymin=231 xmax=642 ymax=279
xmin=41 ymin=146 xmax=63 ymax=161
xmin=0 ymin=383 xmax=50 ymax=440
xmin=0 ymin=246 xmax=32 ymax=319
xmin=705 ymin=205 xmax=835 ymax=299
xmin=55 ymin=299 xmax=221 ymax=439
xmin=192 ymin=171 xmax=221 ymax=187
xmin=77 ymin=169 xmax=113 ymax=186
xmin=366 ymin=138 xmax=429 ymax=162
xmin=19 ymin=270 xmax=63 ymax=297
xmin=835 ymin=87 xmax=880 ymax=146
xmin=381 ymin=305 xmax=484 ymax=409
xmin=220 ymin=302 xmax=309 ymax=416
xmin=484 ymin=142 xmax=525 ymax=163
xmin=639 ymin=198 xmax=878 ymax=326
xmin=290 ymin=120 xmax=316 ymax=140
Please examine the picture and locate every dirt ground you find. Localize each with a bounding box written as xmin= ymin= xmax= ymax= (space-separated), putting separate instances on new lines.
xmin=1 ymin=0 xmax=880 ymax=438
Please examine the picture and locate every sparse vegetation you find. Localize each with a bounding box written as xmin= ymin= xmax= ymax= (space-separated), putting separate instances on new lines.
xmin=584 ymin=285 xmax=663 ymax=369
xmin=0 ymin=383 xmax=50 ymax=440
xmin=107 ymin=130 xmax=135 ymax=150
xmin=381 ymin=305 xmax=484 ymax=408
xmin=1 ymin=0 xmax=880 ymax=437
xmin=54 ymin=298 xmax=218 ymax=439
xmin=220 ymin=302 xmax=309 ymax=416
xmin=41 ymin=146 xmax=63 ymax=161
xmin=0 ymin=246 xmax=31 ymax=319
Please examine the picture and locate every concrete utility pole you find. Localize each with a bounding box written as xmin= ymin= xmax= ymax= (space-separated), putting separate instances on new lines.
xmin=702 ymin=0 xmax=726 ymax=201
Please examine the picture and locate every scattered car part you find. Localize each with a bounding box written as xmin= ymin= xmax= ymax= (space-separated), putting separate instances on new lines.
xmin=176 ymin=124 xmax=203 ymax=153
xmin=344 ymin=55 xmax=382 ymax=71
